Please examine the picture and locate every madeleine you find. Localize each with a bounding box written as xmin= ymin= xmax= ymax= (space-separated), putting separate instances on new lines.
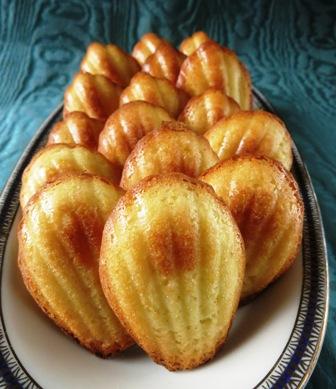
xmin=143 ymin=42 xmax=185 ymax=83
xmin=201 ymin=156 xmax=303 ymax=300
xmin=179 ymin=31 xmax=212 ymax=56
xmin=204 ymin=110 xmax=293 ymax=170
xmin=120 ymin=125 xmax=218 ymax=190
xmin=20 ymin=144 xmax=120 ymax=208
xmin=98 ymin=101 xmax=173 ymax=169
xmin=120 ymin=72 xmax=189 ymax=118
xmin=179 ymin=88 xmax=240 ymax=134
xmin=48 ymin=111 xmax=104 ymax=149
xmin=18 ymin=175 xmax=133 ymax=356
xmin=100 ymin=174 xmax=245 ymax=370
xmin=177 ymin=41 xmax=251 ymax=110
xmin=80 ymin=42 xmax=140 ymax=87
xmin=64 ymin=72 xmax=122 ymax=120
xmin=132 ymin=32 xmax=166 ymax=65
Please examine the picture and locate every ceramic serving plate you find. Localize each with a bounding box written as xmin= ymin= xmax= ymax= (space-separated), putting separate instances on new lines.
xmin=0 ymin=90 xmax=329 ymax=389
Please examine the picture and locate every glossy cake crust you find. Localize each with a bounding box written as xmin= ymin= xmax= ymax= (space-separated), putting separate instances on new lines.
xmin=47 ymin=111 xmax=104 ymax=149
xmin=100 ymin=173 xmax=245 ymax=370
xmin=120 ymin=125 xmax=219 ymax=189
xmin=20 ymin=144 xmax=120 ymax=208
xmin=177 ymin=41 xmax=252 ymax=110
xmin=204 ymin=110 xmax=293 ymax=170
xmin=98 ymin=101 xmax=173 ymax=169
xmin=18 ymin=175 xmax=133 ymax=356
xmin=179 ymin=88 xmax=240 ymax=134
xmin=201 ymin=156 xmax=303 ymax=300
xmin=80 ymin=42 xmax=140 ymax=87
xmin=120 ymin=72 xmax=189 ymax=118
xmin=63 ymin=72 xmax=122 ymax=120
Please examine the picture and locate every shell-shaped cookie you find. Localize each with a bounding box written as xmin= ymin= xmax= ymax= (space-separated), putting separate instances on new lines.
xmin=178 ymin=88 xmax=240 ymax=134
xmin=132 ymin=32 xmax=166 ymax=65
xmin=201 ymin=156 xmax=303 ymax=301
xmin=177 ymin=41 xmax=252 ymax=110
xmin=64 ymin=72 xmax=122 ymax=120
xmin=142 ymin=42 xmax=185 ymax=83
xmin=80 ymin=42 xmax=140 ymax=87
xmin=100 ymin=173 xmax=245 ymax=370
xmin=47 ymin=111 xmax=104 ymax=149
xmin=204 ymin=110 xmax=293 ymax=170
xmin=179 ymin=31 xmax=212 ymax=56
xmin=18 ymin=175 xmax=133 ymax=356
xmin=20 ymin=144 xmax=120 ymax=208
xmin=120 ymin=126 xmax=219 ymax=190
xmin=120 ymin=72 xmax=189 ymax=118
xmin=98 ymin=101 xmax=173 ymax=169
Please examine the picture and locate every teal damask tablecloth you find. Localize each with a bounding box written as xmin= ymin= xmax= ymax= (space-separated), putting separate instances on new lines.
xmin=0 ymin=0 xmax=335 ymax=387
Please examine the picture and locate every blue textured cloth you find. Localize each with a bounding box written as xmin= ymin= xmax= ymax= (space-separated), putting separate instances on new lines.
xmin=0 ymin=0 xmax=335 ymax=386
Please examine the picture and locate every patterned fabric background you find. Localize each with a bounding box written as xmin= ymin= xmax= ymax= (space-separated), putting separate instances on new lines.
xmin=0 ymin=0 xmax=334 ymax=387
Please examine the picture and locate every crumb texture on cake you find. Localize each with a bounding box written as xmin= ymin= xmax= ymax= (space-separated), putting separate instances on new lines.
xmin=201 ymin=156 xmax=303 ymax=300
xmin=100 ymin=174 xmax=245 ymax=370
xmin=18 ymin=175 xmax=133 ymax=356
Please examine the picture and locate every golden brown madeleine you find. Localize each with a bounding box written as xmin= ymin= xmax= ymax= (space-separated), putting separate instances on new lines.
xmin=132 ymin=32 xmax=166 ymax=65
xmin=178 ymin=88 xmax=241 ymax=134
xmin=204 ymin=110 xmax=293 ymax=170
xmin=100 ymin=174 xmax=245 ymax=370
xmin=20 ymin=144 xmax=120 ymax=208
xmin=201 ymin=156 xmax=303 ymax=301
xmin=177 ymin=41 xmax=252 ymax=109
xmin=120 ymin=126 xmax=219 ymax=190
xmin=179 ymin=31 xmax=212 ymax=56
xmin=64 ymin=72 xmax=122 ymax=120
xmin=18 ymin=175 xmax=133 ymax=356
xmin=98 ymin=101 xmax=173 ymax=169
xmin=80 ymin=42 xmax=140 ymax=87
xmin=47 ymin=111 xmax=104 ymax=149
xmin=142 ymin=42 xmax=185 ymax=83
xmin=120 ymin=72 xmax=189 ymax=118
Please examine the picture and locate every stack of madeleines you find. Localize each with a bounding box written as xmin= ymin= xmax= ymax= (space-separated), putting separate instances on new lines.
xmin=18 ymin=31 xmax=304 ymax=371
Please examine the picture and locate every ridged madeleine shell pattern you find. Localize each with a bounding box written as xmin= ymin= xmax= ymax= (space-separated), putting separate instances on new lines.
xmin=18 ymin=175 xmax=133 ymax=356
xmin=179 ymin=31 xmax=212 ymax=56
xmin=80 ymin=42 xmax=140 ymax=87
xmin=142 ymin=42 xmax=185 ymax=83
xmin=20 ymin=144 xmax=120 ymax=208
xmin=47 ymin=111 xmax=104 ymax=149
xmin=177 ymin=41 xmax=252 ymax=110
xmin=204 ymin=110 xmax=293 ymax=170
xmin=64 ymin=72 xmax=122 ymax=120
xmin=201 ymin=156 xmax=303 ymax=300
xmin=120 ymin=72 xmax=189 ymax=118
xmin=98 ymin=101 xmax=173 ymax=169
xmin=120 ymin=127 xmax=219 ymax=190
xmin=132 ymin=32 xmax=166 ymax=65
xmin=100 ymin=174 xmax=245 ymax=370
xmin=178 ymin=88 xmax=241 ymax=134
